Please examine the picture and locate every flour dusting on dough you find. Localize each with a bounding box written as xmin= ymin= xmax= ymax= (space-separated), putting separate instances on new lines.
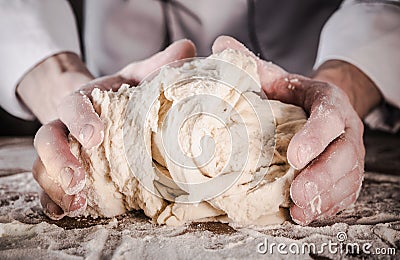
xmin=69 ymin=49 xmax=307 ymax=226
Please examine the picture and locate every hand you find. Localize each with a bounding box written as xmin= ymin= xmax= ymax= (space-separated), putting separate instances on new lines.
xmin=33 ymin=39 xmax=196 ymax=219
xmin=212 ymin=36 xmax=379 ymax=225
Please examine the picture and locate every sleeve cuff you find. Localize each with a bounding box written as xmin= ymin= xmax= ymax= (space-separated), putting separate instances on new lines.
xmin=314 ymin=1 xmax=400 ymax=108
xmin=0 ymin=0 xmax=81 ymax=120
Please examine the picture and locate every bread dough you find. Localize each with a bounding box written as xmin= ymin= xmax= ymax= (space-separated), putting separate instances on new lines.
xmin=69 ymin=49 xmax=307 ymax=226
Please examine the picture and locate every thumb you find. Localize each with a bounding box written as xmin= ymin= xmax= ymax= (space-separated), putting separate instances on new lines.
xmin=212 ymin=35 xmax=287 ymax=87
xmin=119 ymin=39 xmax=197 ymax=81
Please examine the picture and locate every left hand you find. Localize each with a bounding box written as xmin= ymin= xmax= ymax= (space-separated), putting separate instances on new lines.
xmin=212 ymin=36 xmax=371 ymax=225
xmin=33 ymin=39 xmax=197 ymax=219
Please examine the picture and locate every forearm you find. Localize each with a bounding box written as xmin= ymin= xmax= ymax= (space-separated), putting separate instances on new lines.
xmin=313 ymin=60 xmax=382 ymax=118
xmin=17 ymin=52 xmax=94 ymax=124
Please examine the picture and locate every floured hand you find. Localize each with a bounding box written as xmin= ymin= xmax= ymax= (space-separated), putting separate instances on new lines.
xmin=33 ymin=39 xmax=197 ymax=219
xmin=212 ymin=36 xmax=365 ymax=225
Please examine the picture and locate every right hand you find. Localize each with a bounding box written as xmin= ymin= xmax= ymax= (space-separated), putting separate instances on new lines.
xmin=212 ymin=36 xmax=371 ymax=225
xmin=33 ymin=39 xmax=196 ymax=219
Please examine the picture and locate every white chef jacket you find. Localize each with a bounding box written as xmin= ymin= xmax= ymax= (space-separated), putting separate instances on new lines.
xmin=0 ymin=0 xmax=399 ymax=132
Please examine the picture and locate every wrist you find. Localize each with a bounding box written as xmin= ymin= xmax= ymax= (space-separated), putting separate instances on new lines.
xmin=17 ymin=52 xmax=94 ymax=123
xmin=312 ymin=60 xmax=382 ymax=118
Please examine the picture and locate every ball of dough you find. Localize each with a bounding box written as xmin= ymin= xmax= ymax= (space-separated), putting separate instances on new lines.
xmin=69 ymin=49 xmax=307 ymax=226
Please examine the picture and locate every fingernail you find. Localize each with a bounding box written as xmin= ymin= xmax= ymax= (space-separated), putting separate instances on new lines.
xmin=61 ymin=167 xmax=74 ymax=190
xmin=68 ymin=193 xmax=87 ymax=217
xmin=79 ymin=124 xmax=94 ymax=145
xmin=62 ymin=166 xmax=86 ymax=195
xmin=66 ymin=171 xmax=86 ymax=195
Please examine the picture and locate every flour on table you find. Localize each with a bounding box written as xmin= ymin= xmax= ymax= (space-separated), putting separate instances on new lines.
xmin=69 ymin=49 xmax=307 ymax=226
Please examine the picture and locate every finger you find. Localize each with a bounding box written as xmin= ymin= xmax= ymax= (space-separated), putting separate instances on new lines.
xmin=212 ymin=35 xmax=287 ymax=86
xmin=299 ymin=167 xmax=361 ymax=215
xmin=33 ymin=158 xmax=87 ymax=217
xmin=290 ymin=132 xmax=362 ymax=209
xmin=58 ymin=91 xmax=104 ymax=149
xmin=34 ymin=121 xmax=86 ymax=195
xmin=276 ymin=77 xmax=352 ymax=169
xmin=287 ymin=109 xmax=345 ymax=170
xmin=291 ymin=191 xmax=358 ymax=225
xmin=212 ymin=37 xmax=345 ymax=171
xmin=315 ymin=193 xmax=358 ymax=220
xmin=264 ymin=75 xmax=363 ymax=169
xmin=39 ymin=190 xmax=65 ymax=220
xmin=58 ymin=73 xmax=134 ymax=148
xmin=212 ymin=35 xmax=258 ymax=58
xmin=59 ymin=73 xmax=150 ymax=149
xmin=119 ymin=38 xmax=197 ymax=81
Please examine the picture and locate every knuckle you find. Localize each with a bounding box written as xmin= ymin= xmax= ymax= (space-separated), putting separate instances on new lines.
xmin=356 ymin=117 xmax=364 ymax=133
xmin=325 ymin=83 xmax=346 ymax=100
xmin=327 ymin=109 xmax=344 ymax=127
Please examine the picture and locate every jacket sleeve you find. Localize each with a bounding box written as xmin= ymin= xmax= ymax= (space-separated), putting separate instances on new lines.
xmin=314 ymin=0 xmax=400 ymax=132
xmin=0 ymin=0 xmax=81 ymax=120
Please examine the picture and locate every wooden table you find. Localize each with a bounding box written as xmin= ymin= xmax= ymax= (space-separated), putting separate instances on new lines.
xmin=0 ymin=130 xmax=399 ymax=259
